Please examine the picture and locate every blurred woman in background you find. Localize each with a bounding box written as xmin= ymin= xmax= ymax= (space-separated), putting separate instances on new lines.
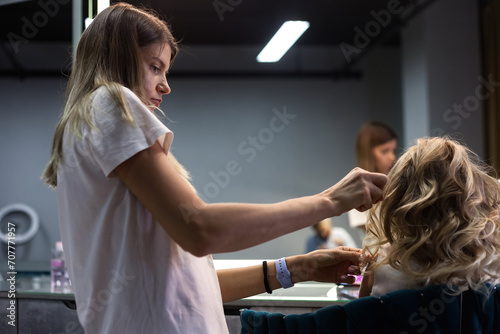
xmin=349 ymin=121 xmax=398 ymax=241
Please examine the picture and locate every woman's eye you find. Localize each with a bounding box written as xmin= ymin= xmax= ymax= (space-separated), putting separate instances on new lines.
xmin=152 ymin=66 xmax=160 ymax=74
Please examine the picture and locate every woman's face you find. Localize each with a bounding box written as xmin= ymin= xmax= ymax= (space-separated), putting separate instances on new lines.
xmin=372 ymin=139 xmax=397 ymax=174
xmin=140 ymin=42 xmax=172 ymax=111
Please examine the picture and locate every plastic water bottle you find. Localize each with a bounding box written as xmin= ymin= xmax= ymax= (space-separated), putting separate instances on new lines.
xmin=50 ymin=241 xmax=71 ymax=293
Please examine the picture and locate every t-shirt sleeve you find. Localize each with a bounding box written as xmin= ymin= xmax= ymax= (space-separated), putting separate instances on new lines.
xmin=87 ymin=86 xmax=173 ymax=177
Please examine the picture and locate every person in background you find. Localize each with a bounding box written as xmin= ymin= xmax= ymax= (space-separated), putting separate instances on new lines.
xmin=41 ymin=3 xmax=387 ymax=333
xmin=359 ymin=137 xmax=500 ymax=298
xmin=306 ymin=218 xmax=357 ymax=253
xmin=348 ymin=121 xmax=398 ymax=242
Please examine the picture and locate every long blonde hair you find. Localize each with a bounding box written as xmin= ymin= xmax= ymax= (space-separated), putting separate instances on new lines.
xmin=364 ymin=137 xmax=500 ymax=296
xmin=42 ymin=3 xmax=190 ymax=188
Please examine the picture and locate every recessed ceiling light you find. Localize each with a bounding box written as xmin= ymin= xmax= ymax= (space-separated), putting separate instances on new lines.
xmin=257 ymin=21 xmax=310 ymax=63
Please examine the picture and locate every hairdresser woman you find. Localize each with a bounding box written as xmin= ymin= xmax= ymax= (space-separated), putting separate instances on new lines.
xmin=42 ymin=3 xmax=386 ymax=333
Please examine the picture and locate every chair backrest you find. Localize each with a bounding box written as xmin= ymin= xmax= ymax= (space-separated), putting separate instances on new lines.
xmin=240 ymin=285 xmax=500 ymax=333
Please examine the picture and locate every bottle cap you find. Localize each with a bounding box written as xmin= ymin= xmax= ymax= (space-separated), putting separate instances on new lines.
xmin=55 ymin=241 xmax=63 ymax=252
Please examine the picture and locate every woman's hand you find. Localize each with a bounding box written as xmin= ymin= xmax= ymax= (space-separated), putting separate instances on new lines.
xmin=287 ymin=246 xmax=363 ymax=285
xmin=322 ymin=167 xmax=387 ymax=215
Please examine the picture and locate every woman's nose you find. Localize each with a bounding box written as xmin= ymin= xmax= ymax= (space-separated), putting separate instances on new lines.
xmin=390 ymin=151 xmax=396 ymax=162
xmin=158 ymin=80 xmax=171 ymax=95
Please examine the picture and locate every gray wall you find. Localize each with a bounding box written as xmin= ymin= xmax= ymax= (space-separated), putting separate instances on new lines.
xmin=167 ymin=78 xmax=372 ymax=259
xmin=402 ymin=0 xmax=484 ymax=157
xmin=0 ymin=78 xmax=66 ymax=263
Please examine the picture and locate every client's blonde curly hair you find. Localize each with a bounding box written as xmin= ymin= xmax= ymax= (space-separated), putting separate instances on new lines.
xmin=364 ymin=137 xmax=500 ymax=296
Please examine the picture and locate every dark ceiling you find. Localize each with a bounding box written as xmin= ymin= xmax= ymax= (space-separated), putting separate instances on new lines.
xmin=0 ymin=0 xmax=438 ymax=79
xmin=0 ymin=0 xmax=420 ymax=46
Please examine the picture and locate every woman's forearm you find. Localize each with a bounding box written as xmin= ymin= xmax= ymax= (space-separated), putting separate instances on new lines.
xmin=217 ymin=255 xmax=311 ymax=303
xmin=217 ymin=262 xmax=279 ymax=303
xmin=184 ymin=195 xmax=333 ymax=255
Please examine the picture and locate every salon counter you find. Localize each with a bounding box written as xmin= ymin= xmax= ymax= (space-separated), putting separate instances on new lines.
xmin=0 ymin=260 xmax=356 ymax=333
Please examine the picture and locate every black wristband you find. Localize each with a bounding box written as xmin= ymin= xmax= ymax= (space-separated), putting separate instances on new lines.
xmin=263 ymin=261 xmax=272 ymax=294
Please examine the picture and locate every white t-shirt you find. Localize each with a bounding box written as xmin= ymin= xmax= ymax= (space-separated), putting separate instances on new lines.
xmin=57 ymin=85 xmax=229 ymax=333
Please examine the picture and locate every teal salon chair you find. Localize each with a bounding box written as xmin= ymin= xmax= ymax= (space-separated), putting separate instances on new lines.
xmin=240 ymin=284 xmax=500 ymax=333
